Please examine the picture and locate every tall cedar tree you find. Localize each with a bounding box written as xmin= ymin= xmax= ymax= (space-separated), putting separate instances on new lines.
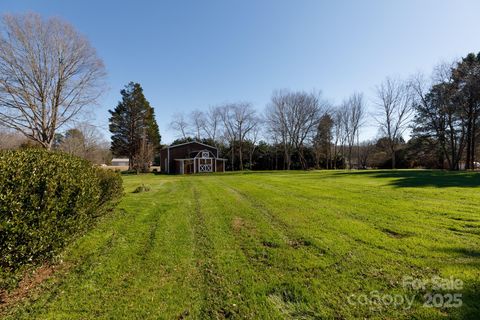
xmin=109 ymin=82 xmax=161 ymax=171
xmin=313 ymin=113 xmax=334 ymax=169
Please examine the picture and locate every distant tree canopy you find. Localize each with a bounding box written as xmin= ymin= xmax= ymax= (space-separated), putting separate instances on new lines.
xmin=164 ymin=52 xmax=480 ymax=171
xmin=171 ymin=137 xmax=216 ymax=147
xmin=53 ymin=123 xmax=111 ymax=165
xmin=109 ymin=82 xmax=161 ymax=171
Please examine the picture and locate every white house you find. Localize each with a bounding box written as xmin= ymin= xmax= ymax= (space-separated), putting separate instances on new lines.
xmin=111 ymin=158 xmax=129 ymax=166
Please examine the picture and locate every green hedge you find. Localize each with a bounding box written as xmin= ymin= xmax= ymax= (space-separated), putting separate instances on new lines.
xmin=0 ymin=149 xmax=123 ymax=288
xmin=95 ymin=167 xmax=124 ymax=208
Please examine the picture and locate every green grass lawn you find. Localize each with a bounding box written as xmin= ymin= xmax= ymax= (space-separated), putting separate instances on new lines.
xmin=4 ymin=170 xmax=480 ymax=319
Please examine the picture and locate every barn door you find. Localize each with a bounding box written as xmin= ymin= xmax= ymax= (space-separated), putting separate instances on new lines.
xmin=198 ymin=158 xmax=212 ymax=172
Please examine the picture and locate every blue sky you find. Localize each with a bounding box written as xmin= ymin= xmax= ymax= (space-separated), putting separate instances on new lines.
xmin=1 ymin=0 xmax=480 ymax=143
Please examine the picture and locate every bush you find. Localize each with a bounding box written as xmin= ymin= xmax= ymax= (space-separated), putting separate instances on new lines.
xmin=95 ymin=168 xmax=124 ymax=209
xmin=0 ymin=149 xmax=123 ymax=289
xmin=132 ymin=184 xmax=151 ymax=193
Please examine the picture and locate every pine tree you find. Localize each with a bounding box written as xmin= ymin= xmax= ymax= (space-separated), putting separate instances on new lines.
xmin=313 ymin=113 xmax=334 ymax=169
xmin=109 ymin=82 xmax=161 ymax=171
xmin=451 ymin=53 xmax=480 ymax=170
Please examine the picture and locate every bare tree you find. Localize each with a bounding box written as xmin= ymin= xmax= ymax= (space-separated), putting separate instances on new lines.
xmin=266 ymin=90 xmax=326 ymax=169
xmin=331 ymin=106 xmax=349 ymax=169
xmin=0 ymin=13 xmax=106 ymax=149
xmin=191 ymin=109 xmax=206 ymax=140
xmin=338 ymin=102 xmax=352 ymax=168
xmin=203 ymin=106 xmax=221 ymax=143
xmin=0 ymin=127 xmax=25 ymax=149
xmin=59 ymin=122 xmax=110 ymax=164
xmin=219 ymin=104 xmax=236 ymax=169
xmin=374 ymin=77 xmax=415 ymax=169
xmin=218 ymin=102 xmax=258 ymax=170
xmin=357 ymin=140 xmax=376 ymax=169
xmin=266 ymin=93 xmax=291 ymax=169
xmin=342 ymin=93 xmax=366 ymax=169
xmin=231 ymin=103 xmax=258 ymax=170
xmin=169 ymin=112 xmax=190 ymax=139
xmin=246 ymin=119 xmax=262 ymax=169
xmin=264 ymin=120 xmax=282 ymax=170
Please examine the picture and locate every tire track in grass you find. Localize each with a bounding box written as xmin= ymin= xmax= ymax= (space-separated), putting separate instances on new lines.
xmin=222 ymin=179 xmax=428 ymax=279
xmin=138 ymin=203 xmax=162 ymax=262
xmin=216 ymin=178 xmax=427 ymax=318
xmin=210 ymin=179 xmax=328 ymax=319
xmin=191 ymin=185 xmax=233 ymax=319
xmin=216 ymin=176 xmax=453 ymax=319
xmin=226 ymin=177 xmax=424 ymax=260
xmin=220 ymin=182 xmax=327 ymax=258
xmin=237 ymin=175 xmax=466 ymax=285
xmin=189 ymin=178 xmax=407 ymax=319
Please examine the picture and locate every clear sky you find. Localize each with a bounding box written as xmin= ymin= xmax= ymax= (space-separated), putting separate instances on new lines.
xmin=1 ymin=0 xmax=480 ymax=143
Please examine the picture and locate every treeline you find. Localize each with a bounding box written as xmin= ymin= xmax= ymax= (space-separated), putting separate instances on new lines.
xmin=412 ymin=53 xmax=480 ymax=170
xmin=169 ymin=52 xmax=480 ymax=171
xmin=0 ymin=123 xmax=113 ymax=166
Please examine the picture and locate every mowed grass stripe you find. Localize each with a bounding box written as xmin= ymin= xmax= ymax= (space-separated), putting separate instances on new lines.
xmin=191 ymin=178 xmax=283 ymax=318
xmin=5 ymin=178 xmax=202 ymax=319
xmin=222 ymin=172 xmax=479 ymax=258
xmin=3 ymin=171 xmax=480 ymax=319
xmin=207 ymin=176 xmax=396 ymax=318
xmin=211 ymin=176 xmax=413 ymax=318
xmin=209 ymin=172 xmax=479 ymax=318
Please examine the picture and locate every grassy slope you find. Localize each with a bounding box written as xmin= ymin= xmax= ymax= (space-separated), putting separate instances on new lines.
xmin=4 ymin=170 xmax=480 ymax=319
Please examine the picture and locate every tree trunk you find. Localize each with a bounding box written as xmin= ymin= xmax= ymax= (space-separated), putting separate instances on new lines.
xmin=333 ymin=143 xmax=337 ymax=169
xmin=298 ymin=146 xmax=307 ymax=170
xmin=230 ymin=140 xmax=235 ymax=171
xmin=239 ymin=141 xmax=243 ymax=170
xmin=348 ymin=146 xmax=353 ymax=170
xmin=128 ymin=154 xmax=134 ymax=171
xmin=274 ymin=145 xmax=278 ymax=170
xmin=391 ymin=148 xmax=396 ymax=169
xmin=283 ymin=144 xmax=290 ymax=170
xmin=466 ymin=119 xmax=472 ymax=170
xmin=471 ymin=118 xmax=476 ymax=170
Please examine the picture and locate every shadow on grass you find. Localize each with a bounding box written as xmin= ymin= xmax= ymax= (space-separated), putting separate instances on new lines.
xmin=335 ymin=170 xmax=480 ymax=188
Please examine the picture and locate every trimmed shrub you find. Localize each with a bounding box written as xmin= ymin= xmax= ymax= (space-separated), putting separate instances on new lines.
xmin=95 ymin=168 xmax=124 ymax=209
xmin=132 ymin=184 xmax=151 ymax=193
xmin=0 ymin=149 xmax=123 ymax=288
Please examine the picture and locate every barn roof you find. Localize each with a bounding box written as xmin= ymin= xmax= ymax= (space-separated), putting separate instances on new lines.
xmin=163 ymin=141 xmax=218 ymax=150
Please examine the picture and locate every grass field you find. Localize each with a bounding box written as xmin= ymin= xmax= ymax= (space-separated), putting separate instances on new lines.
xmin=3 ymin=170 xmax=480 ymax=319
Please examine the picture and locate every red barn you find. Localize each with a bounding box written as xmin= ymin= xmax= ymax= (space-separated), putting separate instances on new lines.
xmin=159 ymin=141 xmax=226 ymax=174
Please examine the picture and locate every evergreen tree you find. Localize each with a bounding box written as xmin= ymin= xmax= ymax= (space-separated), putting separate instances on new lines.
xmin=451 ymin=53 xmax=480 ymax=170
xmin=413 ymin=52 xmax=480 ymax=170
xmin=313 ymin=113 xmax=334 ymax=169
xmin=109 ymin=82 xmax=161 ymax=171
